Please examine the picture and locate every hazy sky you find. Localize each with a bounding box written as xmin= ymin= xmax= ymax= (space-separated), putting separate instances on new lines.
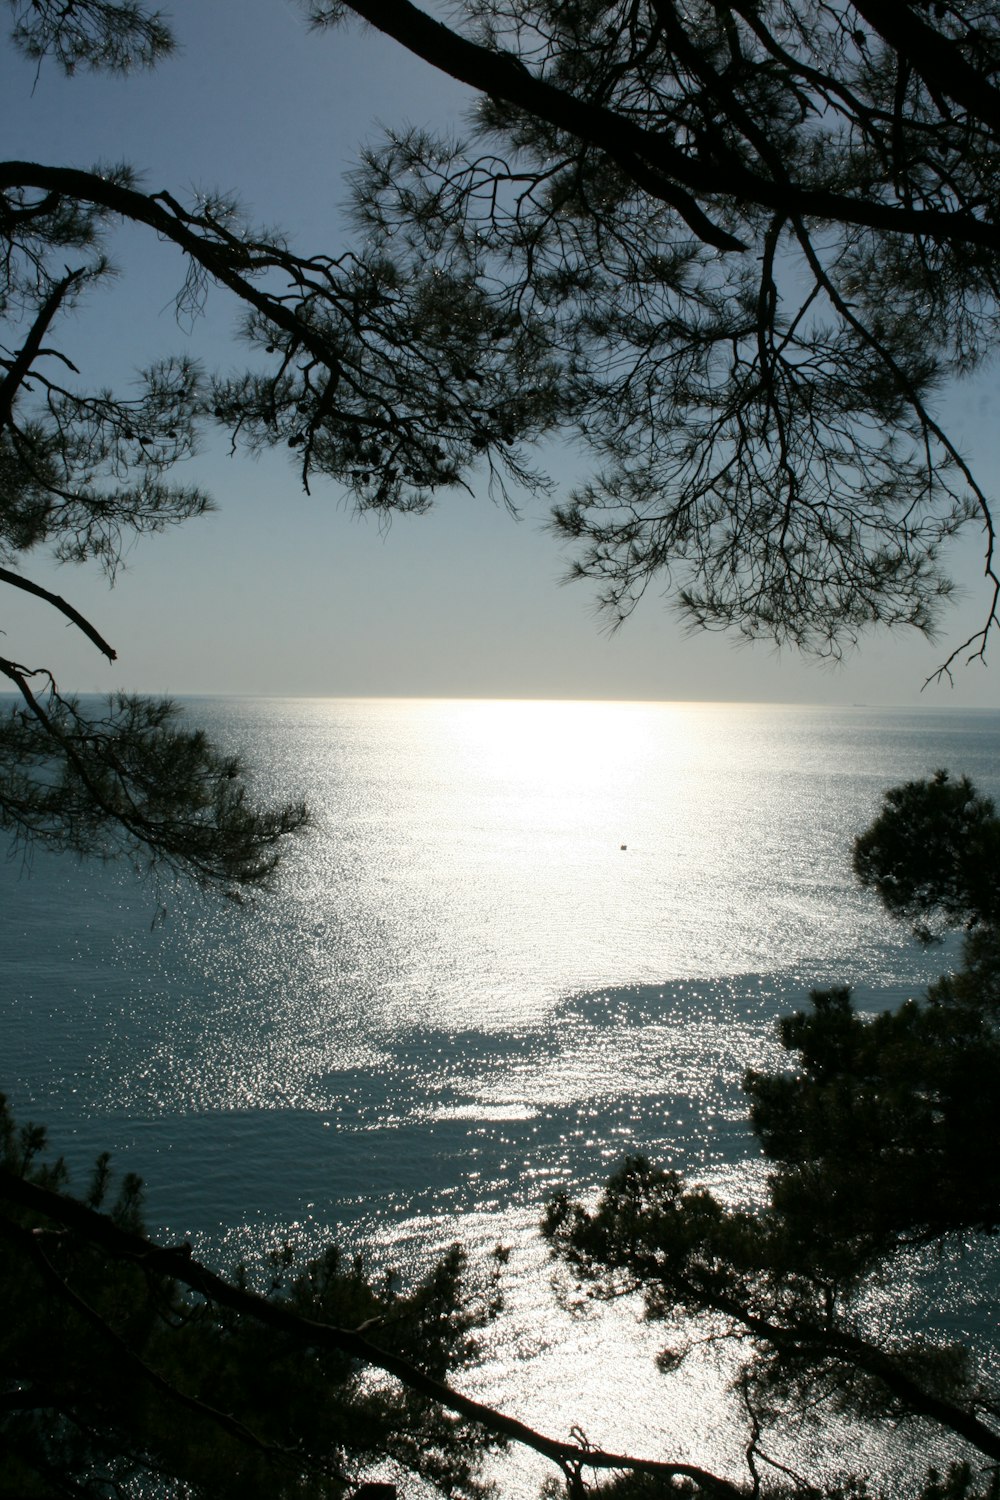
xmin=3 ymin=0 xmax=998 ymax=708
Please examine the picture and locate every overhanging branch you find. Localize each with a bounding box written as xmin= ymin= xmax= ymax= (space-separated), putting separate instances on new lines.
xmin=337 ymin=0 xmax=1000 ymax=254
xmin=0 ymin=1167 xmax=744 ymax=1499
xmin=851 ymin=0 xmax=1000 ymax=136
xmin=0 ymin=566 xmax=117 ymax=662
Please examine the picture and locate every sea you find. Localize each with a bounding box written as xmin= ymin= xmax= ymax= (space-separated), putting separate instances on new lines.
xmin=2 ymin=697 xmax=999 ymax=1494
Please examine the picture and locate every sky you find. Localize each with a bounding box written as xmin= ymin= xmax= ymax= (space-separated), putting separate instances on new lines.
xmin=2 ymin=0 xmax=999 ymax=708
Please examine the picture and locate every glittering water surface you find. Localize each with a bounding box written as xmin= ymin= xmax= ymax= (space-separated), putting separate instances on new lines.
xmin=3 ymin=698 xmax=999 ymax=1492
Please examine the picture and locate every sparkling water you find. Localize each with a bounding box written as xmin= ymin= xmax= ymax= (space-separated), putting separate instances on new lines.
xmin=2 ymin=698 xmax=998 ymax=1491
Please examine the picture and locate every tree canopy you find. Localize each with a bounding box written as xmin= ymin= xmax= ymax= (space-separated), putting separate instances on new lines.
xmin=853 ymin=769 xmax=1000 ymax=938
xmin=1 ymin=0 xmax=557 ymax=888
xmin=325 ymin=0 xmax=1000 ymax=670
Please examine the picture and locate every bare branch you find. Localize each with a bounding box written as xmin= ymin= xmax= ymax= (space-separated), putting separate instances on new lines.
xmin=0 ymin=565 xmax=117 ymax=662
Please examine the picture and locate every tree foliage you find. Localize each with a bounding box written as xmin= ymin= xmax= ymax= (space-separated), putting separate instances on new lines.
xmin=0 ymin=689 xmax=308 ymax=891
xmin=1 ymin=0 xmax=557 ymax=891
xmin=546 ymin=774 xmax=1000 ymax=1496
xmin=853 ymin=770 xmax=1000 ymax=939
xmin=0 ymin=1095 xmax=505 ymax=1500
xmin=322 ymin=0 xmax=1000 ymax=669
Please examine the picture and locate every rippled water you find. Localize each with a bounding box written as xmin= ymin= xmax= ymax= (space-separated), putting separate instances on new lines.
xmin=3 ymin=698 xmax=998 ymax=1492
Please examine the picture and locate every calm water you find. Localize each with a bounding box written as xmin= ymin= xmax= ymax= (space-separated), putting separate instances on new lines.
xmin=2 ymin=698 xmax=999 ymax=1492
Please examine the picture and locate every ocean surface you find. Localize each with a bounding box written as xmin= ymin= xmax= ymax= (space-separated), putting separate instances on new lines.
xmin=2 ymin=697 xmax=999 ymax=1493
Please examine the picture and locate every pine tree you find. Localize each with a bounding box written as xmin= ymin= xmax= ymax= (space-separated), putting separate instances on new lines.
xmin=1 ymin=0 xmax=557 ymax=890
xmin=546 ymin=775 xmax=1000 ymax=1497
xmin=328 ymin=0 xmax=1000 ymax=672
xmin=0 ymin=1095 xmax=504 ymax=1499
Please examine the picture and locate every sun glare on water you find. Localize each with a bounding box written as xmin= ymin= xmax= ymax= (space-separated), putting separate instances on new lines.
xmin=4 ymin=697 xmax=997 ymax=1496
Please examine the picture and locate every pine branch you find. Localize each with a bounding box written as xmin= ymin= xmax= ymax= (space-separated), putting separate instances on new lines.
xmin=336 ymin=0 xmax=1000 ymax=253
xmin=0 ymin=567 xmax=117 ymax=662
xmin=0 ymin=1166 xmax=744 ymax=1500
xmin=0 ymin=265 xmax=86 ymax=432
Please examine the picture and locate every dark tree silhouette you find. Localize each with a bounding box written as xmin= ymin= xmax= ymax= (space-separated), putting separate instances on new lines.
xmin=547 ymin=774 xmax=1000 ymax=1498
xmin=321 ymin=0 xmax=1000 ymax=670
xmin=1 ymin=1 xmax=557 ymax=889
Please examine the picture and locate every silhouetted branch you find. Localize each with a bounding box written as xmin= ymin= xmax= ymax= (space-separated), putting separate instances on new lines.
xmin=0 ymin=1166 xmax=744 ymax=1499
xmin=851 ymin=0 xmax=1000 ymax=133
xmin=5 ymin=1216 xmax=285 ymax=1462
xmin=337 ymin=0 xmax=1000 ymax=253
xmin=0 ymin=566 xmax=117 ymax=662
xmin=0 ymin=265 xmax=85 ymax=431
